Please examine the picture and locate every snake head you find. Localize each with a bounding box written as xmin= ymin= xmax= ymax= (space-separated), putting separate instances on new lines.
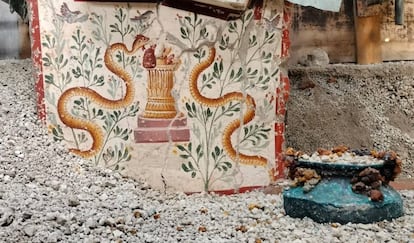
xmin=133 ymin=34 xmax=150 ymax=51
xmin=135 ymin=34 xmax=150 ymax=43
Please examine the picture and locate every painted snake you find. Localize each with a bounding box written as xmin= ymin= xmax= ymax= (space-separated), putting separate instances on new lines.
xmin=189 ymin=47 xmax=268 ymax=167
xmin=57 ymin=34 xmax=150 ymax=158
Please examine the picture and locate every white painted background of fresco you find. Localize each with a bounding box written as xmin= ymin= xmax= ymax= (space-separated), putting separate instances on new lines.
xmin=36 ymin=0 xmax=283 ymax=192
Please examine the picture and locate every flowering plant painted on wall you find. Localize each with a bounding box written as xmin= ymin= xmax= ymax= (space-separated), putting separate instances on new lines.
xmin=175 ymin=11 xmax=280 ymax=190
xmin=29 ymin=0 xmax=285 ymax=192
xmin=41 ymin=2 xmax=151 ymax=171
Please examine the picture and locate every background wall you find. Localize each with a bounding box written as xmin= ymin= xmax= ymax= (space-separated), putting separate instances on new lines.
xmin=288 ymin=0 xmax=414 ymax=64
xmin=0 ymin=1 xmax=30 ymax=59
xmin=0 ymin=1 xmax=20 ymax=59
xmin=3 ymin=0 xmax=414 ymax=64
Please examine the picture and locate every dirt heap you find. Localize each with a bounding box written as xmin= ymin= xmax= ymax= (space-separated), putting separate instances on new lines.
xmin=285 ymin=62 xmax=414 ymax=178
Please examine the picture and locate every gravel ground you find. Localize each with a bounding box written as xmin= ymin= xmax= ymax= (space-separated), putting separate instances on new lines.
xmin=1 ymin=59 xmax=414 ymax=242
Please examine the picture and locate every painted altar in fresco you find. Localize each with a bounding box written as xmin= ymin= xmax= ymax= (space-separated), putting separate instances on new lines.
xmin=28 ymin=0 xmax=288 ymax=192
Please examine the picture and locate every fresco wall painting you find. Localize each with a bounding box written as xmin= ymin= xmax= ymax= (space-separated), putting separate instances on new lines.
xmin=28 ymin=0 xmax=289 ymax=193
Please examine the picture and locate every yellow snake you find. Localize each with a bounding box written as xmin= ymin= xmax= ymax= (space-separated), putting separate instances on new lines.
xmin=57 ymin=35 xmax=150 ymax=158
xmin=189 ymin=47 xmax=268 ymax=167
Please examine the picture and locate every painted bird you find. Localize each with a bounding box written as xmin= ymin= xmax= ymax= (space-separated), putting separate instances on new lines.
xmin=263 ymin=14 xmax=281 ymax=32
xmin=130 ymin=10 xmax=154 ymax=24
xmin=57 ymin=2 xmax=89 ymax=24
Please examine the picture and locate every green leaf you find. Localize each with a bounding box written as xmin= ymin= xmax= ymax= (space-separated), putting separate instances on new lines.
xmin=219 ymin=37 xmax=227 ymax=50
xmin=122 ymin=149 xmax=129 ymax=159
xmin=236 ymin=68 xmax=243 ymax=78
xmin=271 ymin=68 xmax=279 ymax=77
xmin=215 ymin=146 xmax=220 ymax=157
xmin=248 ymin=69 xmax=258 ymax=76
xmin=196 ymin=144 xmax=202 ymax=155
xmin=206 ymin=108 xmax=212 ymax=118
xmin=180 ymin=27 xmax=188 ymax=39
xmin=52 ymin=127 xmax=59 ymax=137
xmin=185 ymin=103 xmax=191 ymax=112
xmin=244 ymin=127 xmax=249 ymax=136
xmin=213 ymin=62 xmax=219 ymax=73
xmin=196 ymin=17 xmax=202 ymax=26
xmin=44 ymin=74 xmax=54 ymax=84
xmin=62 ymin=59 xmax=68 ymax=68
xmin=191 ymin=172 xmax=196 ymax=178
xmin=83 ymin=53 xmax=89 ymax=62
xmin=230 ymin=69 xmax=235 ymax=80
xmin=200 ymin=27 xmax=206 ymax=37
xmin=42 ymin=58 xmax=51 ymax=67
xmin=188 ymin=161 xmax=195 ymax=170
xmin=182 ymin=163 xmax=190 ymax=172
xmin=184 ymin=16 xmax=191 ymax=23
xmin=229 ymin=21 xmax=237 ymax=33
xmin=245 ymin=11 xmax=253 ymax=21
xmin=74 ymin=100 xmax=82 ymax=106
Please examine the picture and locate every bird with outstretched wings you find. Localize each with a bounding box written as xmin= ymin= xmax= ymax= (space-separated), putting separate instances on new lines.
xmin=57 ymin=2 xmax=88 ymax=24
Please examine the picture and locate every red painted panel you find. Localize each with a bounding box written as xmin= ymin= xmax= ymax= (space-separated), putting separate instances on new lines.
xmin=28 ymin=0 xmax=46 ymax=121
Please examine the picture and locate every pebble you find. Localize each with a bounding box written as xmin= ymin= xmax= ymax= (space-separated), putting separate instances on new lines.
xmin=22 ymin=212 xmax=32 ymax=221
xmin=14 ymin=150 xmax=24 ymax=158
xmin=0 ymin=207 xmax=15 ymax=227
xmin=23 ymin=225 xmax=36 ymax=237
xmin=68 ymin=196 xmax=81 ymax=207
xmin=99 ymin=193 xmax=109 ymax=201
xmin=112 ymin=229 xmax=123 ymax=238
xmin=85 ymin=218 xmax=98 ymax=229
xmin=3 ymin=175 xmax=11 ymax=182
xmin=49 ymin=180 xmax=61 ymax=191
xmin=99 ymin=217 xmax=115 ymax=227
xmin=59 ymin=183 xmax=69 ymax=193
xmin=48 ymin=231 xmax=60 ymax=243
xmin=45 ymin=212 xmax=58 ymax=221
xmin=56 ymin=214 xmax=68 ymax=226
